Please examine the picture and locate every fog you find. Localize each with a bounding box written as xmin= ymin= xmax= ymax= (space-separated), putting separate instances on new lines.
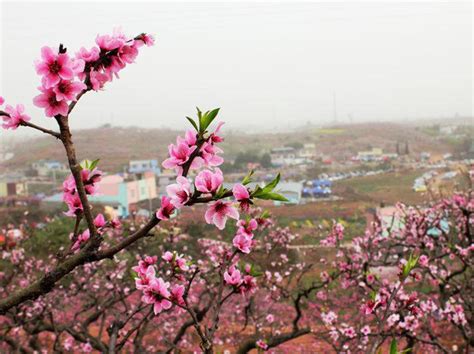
xmin=0 ymin=1 xmax=472 ymax=136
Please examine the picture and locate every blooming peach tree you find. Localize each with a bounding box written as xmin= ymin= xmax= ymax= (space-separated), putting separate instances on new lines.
xmin=0 ymin=29 xmax=472 ymax=353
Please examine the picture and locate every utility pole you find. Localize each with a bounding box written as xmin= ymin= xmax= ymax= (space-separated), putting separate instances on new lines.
xmin=333 ymin=92 xmax=338 ymax=124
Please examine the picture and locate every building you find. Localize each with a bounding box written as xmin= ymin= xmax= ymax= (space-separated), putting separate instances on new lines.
xmin=368 ymin=205 xmax=449 ymax=237
xmin=129 ymin=159 xmax=161 ymax=175
xmin=439 ymin=125 xmax=457 ymax=135
xmin=299 ymin=143 xmax=317 ymax=159
xmin=32 ymin=160 xmax=68 ymax=177
xmin=0 ymin=180 xmax=28 ymax=197
xmin=44 ymin=172 xmax=157 ymax=217
xmin=302 ymin=179 xmax=332 ymax=198
xmin=270 ymin=147 xmax=307 ymax=166
xmin=357 ymin=148 xmax=384 ymax=162
xmin=270 ymin=147 xmax=296 ymax=166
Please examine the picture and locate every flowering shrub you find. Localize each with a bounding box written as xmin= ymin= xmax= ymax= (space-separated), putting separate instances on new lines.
xmin=0 ymin=29 xmax=472 ymax=353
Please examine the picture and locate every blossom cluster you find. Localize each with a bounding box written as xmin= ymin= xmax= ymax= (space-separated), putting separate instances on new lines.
xmin=162 ymin=122 xmax=224 ymax=175
xmin=157 ymin=117 xmax=283 ymax=260
xmin=0 ymin=96 xmax=31 ymax=130
xmin=223 ymin=263 xmax=257 ymax=295
xmin=62 ymin=165 xmax=102 ymax=217
xmin=156 ymin=122 xmax=243 ymax=230
xmin=133 ymin=254 xmax=187 ymax=314
xmin=33 ymin=29 xmax=153 ymax=117
xmin=1 ymin=30 xmax=153 ymax=130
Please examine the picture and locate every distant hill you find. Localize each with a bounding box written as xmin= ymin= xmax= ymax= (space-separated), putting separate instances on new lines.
xmin=2 ymin=122 xmax=455 ymax=173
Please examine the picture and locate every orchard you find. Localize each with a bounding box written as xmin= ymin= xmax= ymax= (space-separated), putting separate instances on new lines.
xmin=0 ymin=30 xmax=472 ymax=353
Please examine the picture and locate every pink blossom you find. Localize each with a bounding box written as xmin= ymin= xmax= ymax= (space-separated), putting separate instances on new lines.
xmin=361 ymin=300 xmax=379 ymax=315
xmin=445 ymin=302 xmax=467 ymax=325
xmin=162 ymin=141 xmax=197 ymax=171
xmin=236 ymin=219 xmax=258 ymax=237
xmin=204 ymin=200 xmax=239 ymax=230
xmin=418 ymin=254 xmax=429 ymax=267
xmin=156 ymin=196 xmax=175 ymax=220
xmin=89 ymin=71 xmax=110 ymax=91
xmin=52 ymin=80 xmax=86 ymax=101
xmin=361 ymin=325 xmax=371 ymax=336
xmin=63 ymin=337 xmax=74 ymax=351
xmin=132 ymin=256 xmax=158 ymax=276
xmin=233 ymin=184 xmax=251 ymax=211
xmin=63 ymin=193 xmax=83 ymax=217
xmin=182 ymin=129 xmax=197 ymax=146
xmin=175 ymin=257 xmax=189 ymax=272
xmin=166 ymin=176 xmax=191 ymax=208
xmin=71 ymin=59 xmax=85 ymax=76
xmin=110 ymin=217 xmax=122 ymax=229
xmin=195 ymin=169 xmax=223 ymax=194
xmin=2 ymin=104 xmax=30 ymax=130
xmin=398 ymin=315 xmax=419 ymax=332
xmin=95 ymin=30 xmax=127 ymax=51
xmin=366 ymin=273 xmax=375 ymax=284
xmin=94 ymin=213 xmax=106 ymax=228
xmin=240 ymin=275 xmax=257 ymax=294
xmin=119 ymin=43 xmax=139 ymax=64
xmin=170 ymin=284 xmax=185 ymax=306
xmin=137 ymin=33 xmax=155 ymax=47
xmin=321 ymin=311 xmax=337 ymax=325
xmin=162 ymin=251 xmax=174 ymax=262
xmin=62 ymin=168 xmax=101 ymax=217
xmin=162 ymin=251 xmax=189 ymax=271
xmin=233 ymin=233 xmax=252 ymax=254
xmin=75 ymin=46 xmax=100 ymax=62
xmin=343 ymin=327 xmax=356 ymax=339
xmin=316 ymin=290 xmax=327 ymax=300
xmin=256 ymin=339 xmax=268 ymax=350
xmin=135 ymin=265 xmax=156 ymax=290
xmin=0 ymin=96 xmax=4 ymax=105
xmin=224 ymin=266 xmax=242 ymax=286
xmin=200 ymin=141 xmax=224 ymax=167
xmin=84 ymin=169 xmax=102 ymax=194
xmin=387 ymin=313 xmax=400 ymax=327
xmin=35 ymin=46 xmax=75 ymax=88
xmin=142 ymin=277 xmax=172 ymax=314
xmin=81 ymin=342 xmax=92 ymax=353
xmin=71 ymin=229 xmax=90 ymax=251
xmin=33 ymin=87 xmax=69 ymax=117
xmin=209 ymin=121 xmax=225 ymax=144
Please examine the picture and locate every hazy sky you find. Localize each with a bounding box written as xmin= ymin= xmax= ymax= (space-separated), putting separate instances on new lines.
xmin=0 ymin=1 xmax=472 ymax=136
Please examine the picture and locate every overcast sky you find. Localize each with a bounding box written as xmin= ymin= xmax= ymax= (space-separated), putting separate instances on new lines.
xmin=0 ymin=1 xmax=472 ymax=136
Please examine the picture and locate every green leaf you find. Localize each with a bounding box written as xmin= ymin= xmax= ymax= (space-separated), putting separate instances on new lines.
xmin=242 ymin=170 xmax=254 ymax=185
xmin=390 ymin=338 xmax=397 ymax=354
xmin=402 ymin=253 xmax=419 ymax=278
xmin=80 ymin=160 xmax=88 ymax=169
xmin=254 ymin=191 xmax=288 ymax=202
xmin=370 ymin=290 xmax=377 ymax=301
xmin=196 ymin=107 xmax=203 ymax=130
xmin=199 ymin=108 xmax=220 ymax=133
xmin=89 ymin=159 xmax=100 ymax=171
xmin=262 ymin=173 xmax=281 ymax=193
xmin=215 ymin=185 xmax=228 ymax=199
xmin=251 ymin=186 xmax=263 ymax=197
xmin=205 ymin=108 xmax=220 ymax=126
xmin=186 ymin=117 xmax=199 ymax=131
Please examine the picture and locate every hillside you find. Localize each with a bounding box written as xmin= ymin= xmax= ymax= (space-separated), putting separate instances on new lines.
xmin=2 ymin=122 xmax=454 ymax=173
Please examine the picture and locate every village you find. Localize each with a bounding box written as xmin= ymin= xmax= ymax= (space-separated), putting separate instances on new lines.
xmin=1 ymin=121 xmax=473 ymax=237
